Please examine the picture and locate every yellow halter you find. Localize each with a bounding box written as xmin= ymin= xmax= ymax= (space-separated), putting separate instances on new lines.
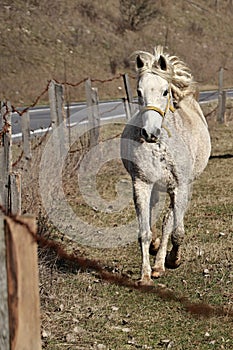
xmin=141 ymin=89 xmax=175 ymax=118
xmin=141 ymin=89 xmax=175 ymax=137
xmin=141 ymin=104 xmax=175 ymax=118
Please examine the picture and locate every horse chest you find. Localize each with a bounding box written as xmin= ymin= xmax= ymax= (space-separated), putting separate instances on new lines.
xmin=132 ymin=143 xmax=172 ymax=185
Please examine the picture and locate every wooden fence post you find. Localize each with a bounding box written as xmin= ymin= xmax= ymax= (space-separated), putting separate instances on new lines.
xmin=8 ymin=173 xmax=21 ymax=215
xmin=49 ymin=80 xmax=67 ymax=154
xmin=0 ymin=215 xmax=9 ymax=350
xmin=0 ymin=101 xmax=12 ymax=350
xmin=5 ymin=215 xmax=42 ymax=350
xmin=0 ymin=101 xmax=12 ymax=212
xmin=21 ymin=111 xmax=32 ymax=160
xmin=221 ymin=90 xmax=226 ymax=123
xmin=217 ymin=67 xmax=226 ymax=123
xmin=85 ymin=78 xmax=100 ymax=147
xmin=123 ymin=74 xmax=136 ymax=119
xmin=49 ymin=80 xmax=65 ymax=129
xmin=122 ymin=97 xmax=131 ymax=120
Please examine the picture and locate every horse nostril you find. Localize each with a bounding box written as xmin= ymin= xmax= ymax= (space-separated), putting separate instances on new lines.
xmin=141 ymin=128 xmax=161 ymax=142
xmin=151 ymin=128 xmax=161 ymax=141
xmin=141 ymin=128 xmax=148 ymax=140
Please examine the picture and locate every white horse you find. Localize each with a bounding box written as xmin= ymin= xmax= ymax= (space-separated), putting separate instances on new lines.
xmin=121 ymin=46 xmax=211 ymax=285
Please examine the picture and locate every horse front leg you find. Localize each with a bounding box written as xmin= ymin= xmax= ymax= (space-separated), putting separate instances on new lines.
xmin=133 ymin=179 xmax=154 ymax=286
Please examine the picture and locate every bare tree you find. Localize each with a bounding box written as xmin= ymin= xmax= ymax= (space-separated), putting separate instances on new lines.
xmin=119 ymin=0 xmax=159 ymax=31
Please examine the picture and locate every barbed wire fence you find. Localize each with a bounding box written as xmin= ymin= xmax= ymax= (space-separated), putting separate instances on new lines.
xmin=1 ymin=68 xmax=232 ymax=171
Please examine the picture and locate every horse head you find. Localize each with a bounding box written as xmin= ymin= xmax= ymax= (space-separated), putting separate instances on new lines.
xmin=136 ymin=51 xmax=174 ymax=143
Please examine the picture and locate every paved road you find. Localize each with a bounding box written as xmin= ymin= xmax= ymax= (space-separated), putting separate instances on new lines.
xmin=198 ymin=89 xmax=233 ymax=102
xmin=12 ymin=100 xmax=126 ymax=137
xmin=11 ymin=89 xmax=233 ymax=137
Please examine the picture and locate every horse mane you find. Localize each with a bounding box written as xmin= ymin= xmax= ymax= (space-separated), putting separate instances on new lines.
xmin=134 ymin=46 xmax=198 ymax=103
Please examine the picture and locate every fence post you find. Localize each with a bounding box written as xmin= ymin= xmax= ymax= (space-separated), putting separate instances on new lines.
xmin=0 ymin=215 xmax=9 ymax=350
xmin=122 ymin=97 xmax=131 ymax=120
xmin=123 ymin=74 xmax=136 ymax=118
xmin=49 ymin=80 xmax=67 ymax=154
xmin=5 ymin=215 xmax=42 ymax=350
xmin=0 ymin=101 xmax=12 ymax=212
xmin=0 ymin=101 xmax=12 ymax=350
xmin=85 ymin=78 xmax=100 ymax=147
xmin=21 ymin=111 xmax=32 ymax=160
xmin=217 ymin=67 xmax=226 ymax=123
xmin=8 ymin=173 xmax=21 ymax=215
xmin=221 ymin=90 xmax=226 ymax=123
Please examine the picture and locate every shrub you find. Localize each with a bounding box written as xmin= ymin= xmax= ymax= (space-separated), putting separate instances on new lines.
xmin=119 ymin=0 xmax=159 ymax=31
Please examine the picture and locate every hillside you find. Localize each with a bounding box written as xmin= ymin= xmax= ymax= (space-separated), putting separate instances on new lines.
xmin=1 ymin=0 xmax=233 ymax=105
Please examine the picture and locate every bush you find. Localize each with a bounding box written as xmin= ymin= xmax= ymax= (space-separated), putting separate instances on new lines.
xmin=119 ymin=0 xmax=159 ymax=31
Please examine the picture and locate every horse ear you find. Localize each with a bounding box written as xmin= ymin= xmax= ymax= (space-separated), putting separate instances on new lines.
xmin=158 ymin=55 xmax=167 ymax=70
xmin=136 ymin=55 xmax=144 ymax=69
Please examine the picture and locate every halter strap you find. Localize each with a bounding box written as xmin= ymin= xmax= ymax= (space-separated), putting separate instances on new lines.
xmin=164 ymin=89 xmax=175 ymax=114
xmin=141 ymin=88 xmax=175 ymax=118
xmin=141 ymin=90 xmax=175 ymax=138
xmin=141 ymin=104 xmax=175 ymax=118
xmin=141 ymin=105 xmax=165 ymax=117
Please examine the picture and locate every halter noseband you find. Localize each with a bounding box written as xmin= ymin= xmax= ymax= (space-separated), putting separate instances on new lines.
xmin=140 ymin=88 xmax=175 ymax=138
xmin=141 ymin=88 xmax=175 ymax=118
xmin=141 ymin=104 xmax=175 ymax=118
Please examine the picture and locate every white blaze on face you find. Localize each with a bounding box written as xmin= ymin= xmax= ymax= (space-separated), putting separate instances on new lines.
xmin=137 ymin=73 xmax=169 ymax=142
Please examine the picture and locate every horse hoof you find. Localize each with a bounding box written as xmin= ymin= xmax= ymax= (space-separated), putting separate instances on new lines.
xmin=137 ymin=277 xmax=154 ymax=286
xmin=151 ymin=267 xmax=165 ymax=278
xmin=149 ymin=238 xmax=160 ymax=256
xmin=165 ymin=254 xmax=181 ymax=269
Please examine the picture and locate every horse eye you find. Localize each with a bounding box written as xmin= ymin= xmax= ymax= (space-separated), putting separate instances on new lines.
xmin=163 ymin=89 xmax=168 ymax=97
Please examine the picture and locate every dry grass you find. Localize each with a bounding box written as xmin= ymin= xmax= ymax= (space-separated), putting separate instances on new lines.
xmin=13 ymin=109 xmax=233 ymax=349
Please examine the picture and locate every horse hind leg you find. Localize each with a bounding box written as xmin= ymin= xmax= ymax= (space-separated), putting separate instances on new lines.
xmin=149 ymin=225 xmax=160 ymax=256
xmin=151 ymin=206 xmax=173 ymax=278
xmin=166 ymin=186 xmax=190 ymax=269
xmin=151 ymin=187 xmax=188 ymax=278
xmin=165 ymin=225 xmax=184 ymax=269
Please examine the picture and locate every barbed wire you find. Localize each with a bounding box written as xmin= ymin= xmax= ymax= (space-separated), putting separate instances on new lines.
xmin=91 ymin=74 xmax=125 ymax=84
xmin=12 ymin=122 xmax=53 ymax=167
xmin=2 ymin=74 xmax=232 ymax=171
xmin=0 ymin=72 xmax=132 ymax=165
xmin=1 ymin=70 xmax=229 ymax=140
xmin=54 ymin=77 xmax=88 ymax=88
xmin=0 ymin=72 xmax=133 ymax=131
xmin=12 ymin=99 xmax=125 ymax=167
xmin=204 ymin=106 xmax=218 ymax=118
xmin=12 ymin=150 xmax=24 ymax=167
xmin=12 ymin=80 xmax=51 ymax=117
xmin=0 ymin=71 xmax=134 ymax=156
xmin=1 ymin=72 xmax=232 ymax=168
